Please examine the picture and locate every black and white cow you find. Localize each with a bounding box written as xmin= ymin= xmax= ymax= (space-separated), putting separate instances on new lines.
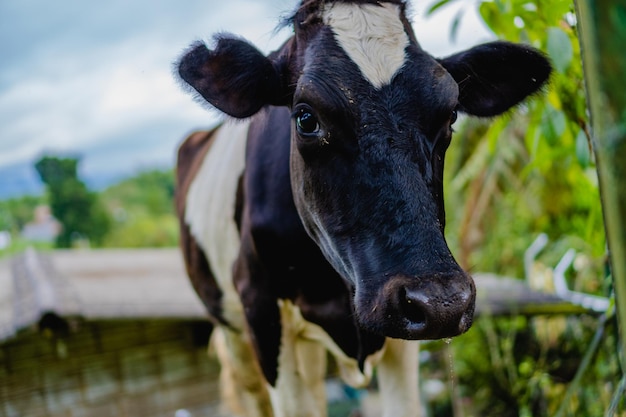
xmin=175 ymin=1 xmax=551 ymax=416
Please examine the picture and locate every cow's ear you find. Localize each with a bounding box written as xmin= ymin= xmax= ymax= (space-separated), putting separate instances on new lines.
xmin=439 ymin=41 xmax=552 ymax=117
xmin=177 ymin=36 xmax=287 ymax=118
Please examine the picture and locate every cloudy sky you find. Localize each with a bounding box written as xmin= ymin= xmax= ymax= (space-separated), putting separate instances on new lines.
xmin=0 ymin=0 xmax=492 ymax=195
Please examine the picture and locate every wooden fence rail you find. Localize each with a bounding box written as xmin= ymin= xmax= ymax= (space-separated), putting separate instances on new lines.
xmin=0 ymin=248 xmax=605 ymax=344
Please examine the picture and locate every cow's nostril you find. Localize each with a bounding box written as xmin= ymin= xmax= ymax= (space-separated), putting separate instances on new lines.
xmin=400 ymin=287 xmax=427 ymax=326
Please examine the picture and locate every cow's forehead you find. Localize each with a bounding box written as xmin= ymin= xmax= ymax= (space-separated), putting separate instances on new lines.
xmin=295 ymin=1 xmax=458 ymax=117
xmin=322 ymin=2 xmax=409 ymax=89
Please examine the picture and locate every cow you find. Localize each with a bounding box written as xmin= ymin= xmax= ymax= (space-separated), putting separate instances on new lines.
xmin=174 ymin=1 xmax=551 ymax=416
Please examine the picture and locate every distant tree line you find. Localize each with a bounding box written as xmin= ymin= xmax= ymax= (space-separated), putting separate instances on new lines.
xmin=0 ymin=155 xmax=177 ymax=251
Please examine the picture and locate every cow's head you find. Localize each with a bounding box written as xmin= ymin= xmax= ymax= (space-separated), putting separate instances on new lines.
xmin=178 ymin=0 xmax=551 ymax=340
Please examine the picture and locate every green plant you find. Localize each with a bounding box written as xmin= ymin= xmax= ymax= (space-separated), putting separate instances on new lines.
xmin=431 ymin=0 xmax=604 ymax=278
xmin=420 ymin=1 xmax=619 ymax=416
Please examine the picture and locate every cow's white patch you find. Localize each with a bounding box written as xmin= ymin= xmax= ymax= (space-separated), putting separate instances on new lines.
xmin=268 ymin=300 xmax=420 ymax=416
xmin=185 ymin=120 xmax=250 ymax=328
xmin=323 ymin=2 xmax=409 ymax=89
xmin=269 ymin=300 xmax=381 ymax=416
xmin=278 ymin=300 xmax=383 ymax=387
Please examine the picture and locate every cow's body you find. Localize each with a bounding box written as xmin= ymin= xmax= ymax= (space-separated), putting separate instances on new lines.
xmin=178 ymin=108 xmax=405 ymax=417
xmin=175 ymin=1 xmax=551 ymax=416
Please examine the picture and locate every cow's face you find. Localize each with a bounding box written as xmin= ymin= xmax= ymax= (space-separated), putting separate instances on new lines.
xmin=289 ymin=2 xmax=472 ymax=340
xmin=177 ymin=0 xmax=551 ymax=339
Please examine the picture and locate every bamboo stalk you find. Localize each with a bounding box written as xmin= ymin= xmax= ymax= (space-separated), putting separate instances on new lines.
xmin=575 ymin=0 xmax=626 ymax=371
xmin=606 ymin=372 xmax=626 ymax=417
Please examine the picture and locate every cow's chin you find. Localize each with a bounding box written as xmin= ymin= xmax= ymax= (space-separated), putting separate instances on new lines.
xmin=353 ymin=273 xmax=476 ymax=341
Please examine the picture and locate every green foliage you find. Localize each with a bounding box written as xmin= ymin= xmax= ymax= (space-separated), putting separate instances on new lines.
xmin=102 ymin=169 xmax=175 ymax=217
xmin=0 ymin=167 xmax=177 ymax=251
xmin=422 ymin=1 xmax=618 ymax=416
xmin=100 ymin=169 xmax=178 ymax=248
xmin=0 ymin=195 xmax=45 ymax=233
xmin=447 ymin=314 xmax=621 ymax=417
xmin=431 ymin=0 xmax=603 ymax=276
xmin=0 ymin=237 xmax=53 ymax=258
xmin=0 ymin=195 xmax=53 ymax=258
xmin=35 ymin=156 xmax=111 ymax=248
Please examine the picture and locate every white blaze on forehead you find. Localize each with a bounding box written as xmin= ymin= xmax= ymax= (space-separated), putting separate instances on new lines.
xmin=323 ymin=2 xmax=409 ymax=89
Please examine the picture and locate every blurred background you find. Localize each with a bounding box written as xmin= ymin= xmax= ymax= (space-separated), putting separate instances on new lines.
xmin=0 ymin=0 xmax=489 ymax=200
xmin=0 ymin=0 xmax=621 ymax=416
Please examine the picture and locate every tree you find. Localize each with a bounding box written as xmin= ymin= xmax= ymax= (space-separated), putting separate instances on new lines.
xmin=34 ymin=156 xmax=110 ymax=247
xmin=99 ymin=169 xmax=178 ymax=248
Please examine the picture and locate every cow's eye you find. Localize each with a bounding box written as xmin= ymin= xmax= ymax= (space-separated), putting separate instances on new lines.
xmin=450 ymin=110 xmax=458 ymax=125
xmin=295 ymin=107 xmax=320 ymax=136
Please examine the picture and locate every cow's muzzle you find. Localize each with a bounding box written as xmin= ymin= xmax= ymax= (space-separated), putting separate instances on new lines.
xmin=356 ymin=272 xmax=476 ymax=340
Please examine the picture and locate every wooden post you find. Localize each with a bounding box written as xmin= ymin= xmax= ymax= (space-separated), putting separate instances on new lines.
xmin=575 ymin=1 xmax=626 ymax=367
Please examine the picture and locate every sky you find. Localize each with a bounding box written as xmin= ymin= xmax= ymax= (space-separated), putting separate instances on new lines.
xmin=0 ymin=0 xmax=492 ymax=196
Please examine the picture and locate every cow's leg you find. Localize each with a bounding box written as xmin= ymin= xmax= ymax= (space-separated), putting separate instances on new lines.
xmin=376 ymin=339 xmax=422 ymax=417
xmin=268 ymin=300 xmax=328 ymax=417
xmin=213 ymin=325 xmax=274 ymax=417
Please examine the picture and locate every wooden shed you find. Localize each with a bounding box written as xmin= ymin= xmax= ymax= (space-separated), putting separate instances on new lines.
xmin=0 ymin=248 xmax=220 ymax=417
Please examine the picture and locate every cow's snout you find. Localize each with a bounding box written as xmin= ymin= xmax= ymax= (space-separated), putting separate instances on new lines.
xmin=358 ymin=272 xmax=476 ymax=340
xmin=398 ymin=275 xmax=475 ymax=339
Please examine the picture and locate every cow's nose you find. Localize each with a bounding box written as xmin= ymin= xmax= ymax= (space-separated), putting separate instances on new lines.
xmin=354 ymin=272 xmax=476 ymax=340
xmin=397 ymin=278 xmax=475 ymax=339
xmin=392 ymin=273 xmax=475 ymax=339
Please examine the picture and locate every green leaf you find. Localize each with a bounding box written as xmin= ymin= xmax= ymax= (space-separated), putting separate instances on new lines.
xmin=575 ymin=128 xmax=591 ymax=167
xmin=449 ymin=7 xmax=465 ymax=42
xmin=479 ymin=2 xmax=502 ymax=35
xmin=541 ymin=104 xmax=567 ymax=145
xmin=547 ymin=27 xmax=574 ymax=73
xmin=426 ymin=0 xmax=454 ymax=16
